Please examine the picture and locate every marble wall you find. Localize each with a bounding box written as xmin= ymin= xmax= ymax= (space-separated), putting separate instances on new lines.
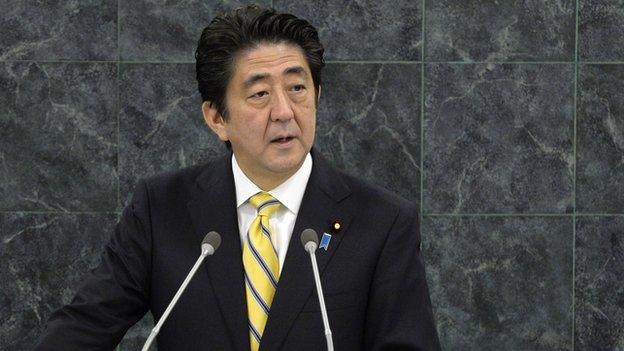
xmin=1 ymin=1 xmax=622 ymax=350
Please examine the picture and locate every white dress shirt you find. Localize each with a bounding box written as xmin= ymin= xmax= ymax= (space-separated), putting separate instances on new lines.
xmin=232 ymin=153 xmax=313 ymax=274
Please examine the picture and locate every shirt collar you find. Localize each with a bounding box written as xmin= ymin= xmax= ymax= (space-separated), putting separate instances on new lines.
xmin=232 ymin=153 xmax=313 ymax=215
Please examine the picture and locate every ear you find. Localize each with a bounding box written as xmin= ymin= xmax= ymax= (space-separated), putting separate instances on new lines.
xmin=202 ymin=101 xmax=229 ymax=142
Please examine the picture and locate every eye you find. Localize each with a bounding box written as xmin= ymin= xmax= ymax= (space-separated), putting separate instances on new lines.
xmin=291 ymin=84 xmax=305 ymax=92
xmin=251 ymin=91 xmax=268 ymax=98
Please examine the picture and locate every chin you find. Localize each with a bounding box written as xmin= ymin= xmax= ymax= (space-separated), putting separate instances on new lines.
xmin=267 ymin=153 xmax=306 ymax=175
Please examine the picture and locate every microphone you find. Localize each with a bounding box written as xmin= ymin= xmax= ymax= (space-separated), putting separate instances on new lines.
xmin=141 ymin=231 xmax=222 ymax=351
xmin=300 ymin=229 xmax=334 ymax=351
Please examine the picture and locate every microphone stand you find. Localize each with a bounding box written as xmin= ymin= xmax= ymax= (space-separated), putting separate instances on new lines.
xmin=142 ymin=241 xmax=217 ymax=351
xmin=304 ymin=242 xmax=334 ymax=351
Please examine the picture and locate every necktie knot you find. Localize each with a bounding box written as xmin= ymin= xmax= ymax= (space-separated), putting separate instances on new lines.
xmin=249 ymin=192 xmax=281 ymax=218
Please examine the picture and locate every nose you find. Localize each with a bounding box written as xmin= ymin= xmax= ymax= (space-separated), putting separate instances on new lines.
xmin=270 ymin=89 xmax=295 ymax=122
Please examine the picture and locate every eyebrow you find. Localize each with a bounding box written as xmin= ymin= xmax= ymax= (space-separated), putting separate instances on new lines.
xmin=243 ymin=65 xmax=307 ymax=88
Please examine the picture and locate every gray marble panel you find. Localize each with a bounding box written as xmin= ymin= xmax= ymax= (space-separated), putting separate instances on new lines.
xmin=577 ymin=64 xmax=624 ymax=213
xmin=0 ymin=62 xmax=118 ymax=212
xmin=0 ymin=0 xmax=116 ymax=61
xmin=575 ymin=216 xmax=624 ymax=349
xmin=0 ymin=212 xmax=118 ymax=350
xmin=120 ymin=0 xmax=271 ymax=61
xmin=315 ymin=63 xmax=421 ymax=204
xmin=423 ymin=216 xmax=573 ymax=350
xmin=274 ymin=0 xmax=422 ymax=61
xmin=118 ymin=315 xmax=155 ymax=350
xmin=119 ymin=63 xmax=226 ymax=208
xmin=426 ymin=1 xmax=575 ymax=62
xmin=424 ymin=63 xmax=574 ymax=214
xmin=579 ymin=0 xmax=624 ymax=62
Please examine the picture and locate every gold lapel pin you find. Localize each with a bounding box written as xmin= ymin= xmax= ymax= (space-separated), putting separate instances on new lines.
xmin=330 ymin=220 xmax=342 ymax=234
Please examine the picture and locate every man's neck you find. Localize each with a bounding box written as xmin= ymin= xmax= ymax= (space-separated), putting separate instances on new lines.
xmin=249 ymin=172 xmax=295 ymax=191
xmin=234 ymin=158 xmax=305 ymax=191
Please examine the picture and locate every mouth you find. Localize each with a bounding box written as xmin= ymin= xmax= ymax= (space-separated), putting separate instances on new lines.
xmin=271 ymin=136 xmax=295 ymax=144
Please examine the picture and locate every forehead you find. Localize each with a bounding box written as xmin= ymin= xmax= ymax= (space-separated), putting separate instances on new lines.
xmin=230 ymin=42 xmax=311 ymax=83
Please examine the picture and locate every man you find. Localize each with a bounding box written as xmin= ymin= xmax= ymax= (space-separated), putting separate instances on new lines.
xmin=34 ymin=5 xmax=440 ymax=350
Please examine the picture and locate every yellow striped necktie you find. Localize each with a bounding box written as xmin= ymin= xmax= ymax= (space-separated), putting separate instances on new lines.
xmin=243 ymin=192 xmax=281 ymax=351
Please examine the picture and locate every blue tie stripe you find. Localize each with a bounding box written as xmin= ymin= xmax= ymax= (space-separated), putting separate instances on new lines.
xmin=244 ymin=273 xmax=271 ymax=315
xmin=249 ymin=322 xmax=262 ymax=343
xmin=260 ymin=224 xmax=279 ymax=257
xmin=247 ymin=234 xmax=279 ymax=288
xmin=257 ymin=199 xmax=280 ymax=213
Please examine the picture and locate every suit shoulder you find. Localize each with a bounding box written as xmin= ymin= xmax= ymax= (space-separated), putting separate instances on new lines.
xmin=132 ymin=159 xmax=217 ymax=205
xmin=339 ymin=171 xmax=416 ymax=215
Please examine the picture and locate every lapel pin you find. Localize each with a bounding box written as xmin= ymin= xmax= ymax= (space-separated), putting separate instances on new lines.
xmin=319 ymin=232 xmax=332 ymax=251
xmin=330 ymin=220 xmax=342 ymax=234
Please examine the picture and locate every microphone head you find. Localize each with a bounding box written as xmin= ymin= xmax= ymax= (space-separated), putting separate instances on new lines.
xmin=300 ymin=228 xmax=319 ymax=248
xmin=202 ymin=231 xmax=222 ymax=252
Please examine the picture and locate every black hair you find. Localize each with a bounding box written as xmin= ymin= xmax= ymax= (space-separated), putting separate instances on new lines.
xmin=195 ymin=4 xmax=325 ymax=120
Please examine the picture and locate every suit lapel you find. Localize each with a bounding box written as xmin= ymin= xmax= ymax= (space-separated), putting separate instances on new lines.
xmin=260 ymin=151 xmax=354 ymax=351
xmin=186 ymin=154 xmax=249 ymax=351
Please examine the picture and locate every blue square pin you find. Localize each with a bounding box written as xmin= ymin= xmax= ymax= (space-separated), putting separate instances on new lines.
xmin=319 ymin=232 xmax=332 ymax=250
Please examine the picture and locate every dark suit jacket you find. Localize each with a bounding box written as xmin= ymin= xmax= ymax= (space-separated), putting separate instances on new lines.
xmin=34 ymin=151 xmax=440 ymax=350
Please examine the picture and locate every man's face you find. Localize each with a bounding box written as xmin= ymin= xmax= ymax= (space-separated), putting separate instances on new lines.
xmin=206 ymin=42 xmax=317 ymax=187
